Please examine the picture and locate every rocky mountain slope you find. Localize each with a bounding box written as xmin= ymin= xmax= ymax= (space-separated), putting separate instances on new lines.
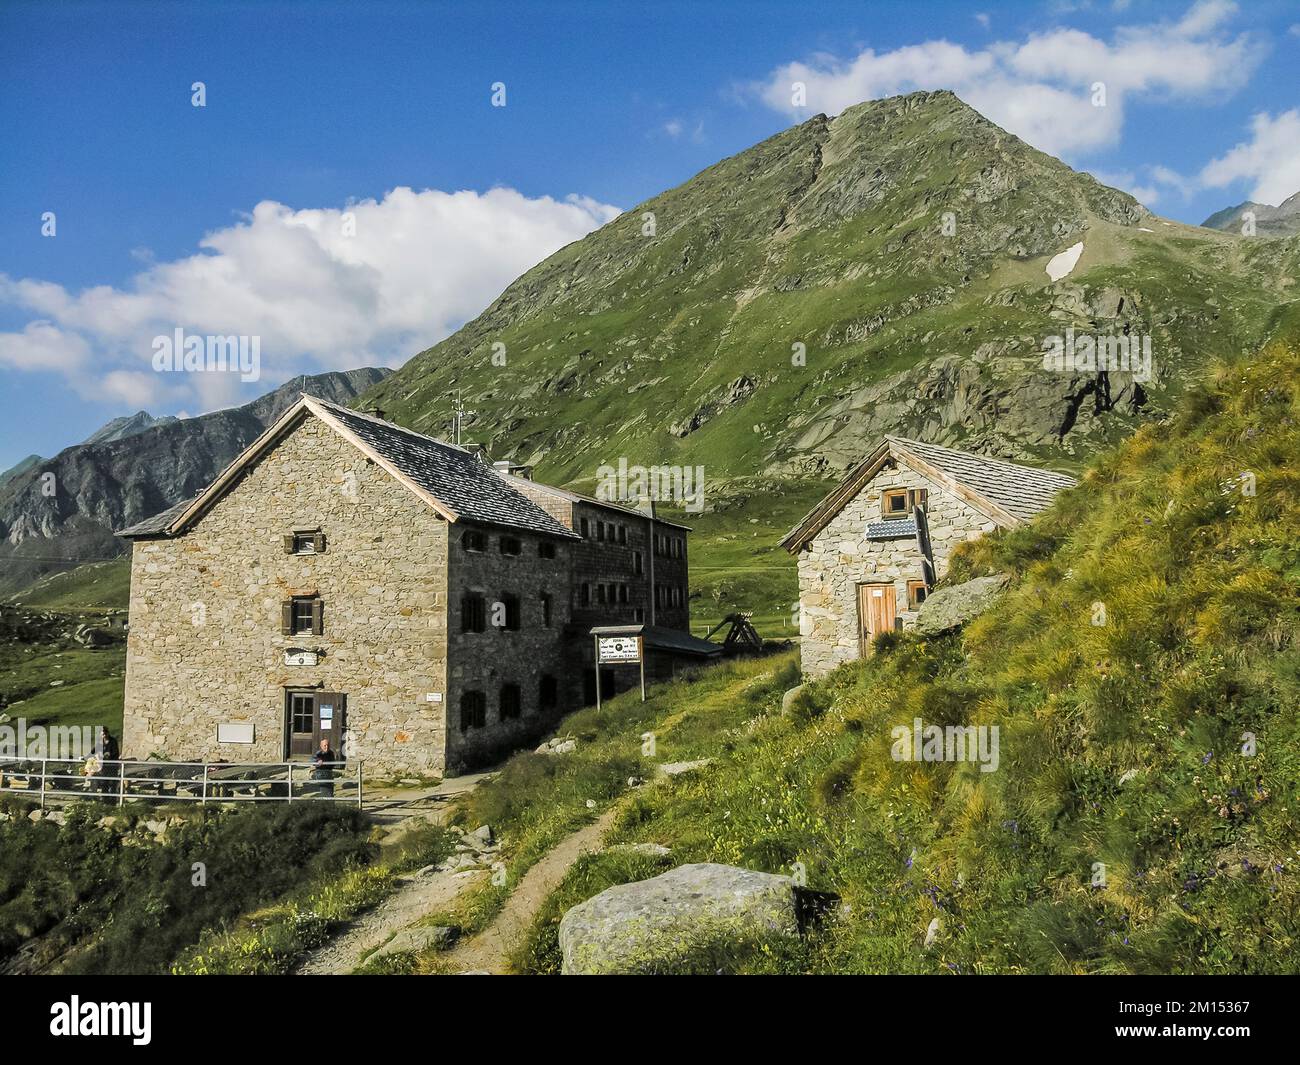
xmin=0 ymin=368 xmax=389 ymax=596
xmin=1202 ymin=190 xmax=1300 ymax=236
xmin=359 ymin=91 xmax=1298 ymax=499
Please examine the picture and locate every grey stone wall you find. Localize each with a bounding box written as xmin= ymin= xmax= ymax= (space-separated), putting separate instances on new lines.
xmin=444 ymin=523 xmax=572 ymax=771
xmin=122 ymin=415 xmax=451 ymax=776
xmin=795 ymin=461 xmax=998 ymax=678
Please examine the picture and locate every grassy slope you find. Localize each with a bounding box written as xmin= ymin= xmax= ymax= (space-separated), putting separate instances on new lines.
xmin=467 ymin=331 xmax=1300 ymax=974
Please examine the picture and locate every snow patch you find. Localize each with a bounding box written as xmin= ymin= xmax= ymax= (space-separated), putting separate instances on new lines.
xmin=1045 ymin=241 xmax=1084 ymax=282
xmin=1138 ymin=227 xmax=1153 ymax=232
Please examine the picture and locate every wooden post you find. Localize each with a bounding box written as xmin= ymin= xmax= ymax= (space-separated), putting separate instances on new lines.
xmin=639 ymin=636 xmax=647 ymax=701
xmin=593 ymin=635 xmax=602 ymax=711
xmin=118 ymin=760 xmax=126 ymax=808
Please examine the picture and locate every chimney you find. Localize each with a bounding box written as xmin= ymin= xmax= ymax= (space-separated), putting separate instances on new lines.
xmin=493 ymin=460 xmax=512 ymax=474
xmin=513 ymin=465 xmax=533 ymax=481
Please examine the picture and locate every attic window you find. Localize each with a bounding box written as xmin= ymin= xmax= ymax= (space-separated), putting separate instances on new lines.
xmin=285 ymin=530 xmax=325 ymax=554
xmin=882 ymin=490 xmax=910 ymax=518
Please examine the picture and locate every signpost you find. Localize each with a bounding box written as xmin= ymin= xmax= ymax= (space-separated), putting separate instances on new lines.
xmin=594 ymin=634 xmax=646 ymax=709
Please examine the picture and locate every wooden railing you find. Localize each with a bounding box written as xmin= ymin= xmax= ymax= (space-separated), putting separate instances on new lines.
xmin=0 ymin=757 xmax=363 ymax=809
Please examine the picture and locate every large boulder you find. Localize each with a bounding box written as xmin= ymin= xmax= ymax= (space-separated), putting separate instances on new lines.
xmin=913 ymin=573 xmax=1011 ymax=636
xmin=558 ymin=863 xmax=802 ymax=975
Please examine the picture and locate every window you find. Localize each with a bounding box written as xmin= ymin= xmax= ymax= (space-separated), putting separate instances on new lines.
xmin=282 ymin=596 xmax=322 ymax=636
xmin=633 ymin=551 xmax=643 ymax=575
xmin=538 ymin=541 xmax=556 ymax=559
xmin=618 ymin=584 xmax=628 ymax=605
xmin=596 ymin=584 xmax=607 ymax=605
xmin=499 ymin=683 xmax=522 ymax=721
xmin=908 ymin=580 xmax=929 ymax=609
xmin=462 ymin=530 xmax=487 ymax=552
xmin=461 ymin=594 xmax=486 ymax=633
xmin=633 ymin=608 xmax=644 ymax=623
xmin=882 ymin=489 xmax=910 ymax=519
xmin=285 ymin=530 xmax=325 ymax=555
xmin=581 ymin=583 xmax=590 ymax=606
xmin=580 ymin=517 xmax=590 ymax=538
xmin=498 ymin=594 xmax=521 ymax=631
xmin=596 ymin=521 xmax=606 ymax=542
xmin=539 ymin=674 xmax=558 ymax=711
xmin=460 ymin=691 xmax=486 ymax=731
xmin=617 ymin=524 xmax=627 ymax=545
xmin=500 ymin=536 xmax=522 ymax=556
xmin=290 ymin=692 xmax=314 ymax=734
xmin=541 ymin=592 xmax=553 ymax=627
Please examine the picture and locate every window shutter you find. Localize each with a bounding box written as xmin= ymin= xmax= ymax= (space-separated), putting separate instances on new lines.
xmin=313 ymin=532 xmax=326 ymax=553
xmin=281 ymin=600 xmax=293 ymax=635
xmin=283 ymin=535 xmax=295 ymax=554
xmin=311 ymin=598 xmax=324 ymax=636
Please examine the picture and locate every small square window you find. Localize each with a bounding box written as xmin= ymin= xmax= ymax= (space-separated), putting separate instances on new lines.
xmin=883 ymin=489 xmax=910 ymax=518
xmin=500 ymin=536 xmax=522 ymax=556
xmin=907 ymin=580 xmax=929 ymax=609
xmin=462 ymin=530 xmax=487 ymax=552
xmin=538 ymin=541 xmax=556 ymax=559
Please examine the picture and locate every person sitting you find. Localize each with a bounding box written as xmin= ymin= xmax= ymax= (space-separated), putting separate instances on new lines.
xmin=311 ymin=738 xmax=338 ymax=797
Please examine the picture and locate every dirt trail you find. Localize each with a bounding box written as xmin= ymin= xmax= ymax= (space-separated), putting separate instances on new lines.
xmin=295 ymin=861 xmax=486 ymax=975
xmin=440 ymin=807 xmax=621 ymax=974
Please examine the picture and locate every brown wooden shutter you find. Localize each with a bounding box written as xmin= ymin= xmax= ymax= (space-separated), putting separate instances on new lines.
xmin=313 ymin=532 xmax=326 ymax=553
xmin=283 ymin=535 xmax=296 ymax=554
xmin=281 ymin=600 xmax=293 ymax=635
xmin=311 ymin=598 xmax=324 ymax=636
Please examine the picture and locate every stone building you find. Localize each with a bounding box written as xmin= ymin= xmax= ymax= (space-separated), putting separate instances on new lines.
xmin=117 ymin=396 xmax=695 ymax=777
xmin=781 ymin=436 xmax=1075 ymax=679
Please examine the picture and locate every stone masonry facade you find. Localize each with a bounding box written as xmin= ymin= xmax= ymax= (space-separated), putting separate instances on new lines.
xmin=795 ymin=461 xmax=996 ymax=678
xmin=122 ymin=411 xmax=690 ymax=777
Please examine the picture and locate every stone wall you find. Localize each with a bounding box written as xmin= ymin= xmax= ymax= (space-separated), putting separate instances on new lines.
xmin=444 ymin=522 xmax=573 ymax=771
xmin=795 ymin=460 xmax=998 ymax=678
xmin=122 ymin=415 xmax=452 ymax=776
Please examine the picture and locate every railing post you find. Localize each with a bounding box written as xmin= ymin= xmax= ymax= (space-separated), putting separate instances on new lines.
xmin=357 ymin=762 xmax=363 ymax=810
xmin=39 ymin=759 xmax=46 ymax=810
xmin=201 ymin=763 xmax=209 ymax=805
xmin=118 ymin=760 xmax=125 ymax=808
xmin=287 ymin=762 xmax=293 ymax=804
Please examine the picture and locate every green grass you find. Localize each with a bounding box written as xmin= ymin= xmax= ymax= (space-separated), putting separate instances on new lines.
xmin=8 ymin=559 xmax=130 ymax=612
xmin=0 ymin=799 xmax=396 ymax=975
xmin=475 ymin=335 xmax=1300 ymax=975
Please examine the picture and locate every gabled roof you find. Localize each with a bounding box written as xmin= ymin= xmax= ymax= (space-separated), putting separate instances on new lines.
xmin=781 ymin=436 xmax=1076 ymax=552
xmin=494 ymin=470 xmax=693 ymax=532
xmin=117 ymin=396 xmax=580 ymax=541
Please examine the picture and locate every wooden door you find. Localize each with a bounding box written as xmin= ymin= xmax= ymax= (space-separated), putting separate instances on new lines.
xmin=286 ymin=691 xmax=346 ymax=759
xmin=857 ymin=583 xmax=897 ymax=656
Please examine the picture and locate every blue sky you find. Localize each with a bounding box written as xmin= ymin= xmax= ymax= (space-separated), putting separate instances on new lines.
xmin=1 ymin=0 xmax=1297 ymax=470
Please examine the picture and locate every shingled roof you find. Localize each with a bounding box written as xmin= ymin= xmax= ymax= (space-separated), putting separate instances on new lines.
xmin=781 ymin=436 xmax=1076 ymax=552
xmin=117 ymin=396 xmax=579 ymax=541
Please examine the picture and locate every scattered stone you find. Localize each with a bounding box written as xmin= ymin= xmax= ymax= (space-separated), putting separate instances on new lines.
xmin=559 ymin=863 xmax=812 ymax=975
xmin=45 ymin=811 xmax=66 ymax=826
xmin=372 ymin=925 xmax=457 ymax=959
xmin=781 ymin=685 xmax=806 ymax=715
xmin=1118 ymin=769 xmax=1140 ymax=785
xmin=27 ymin=810 xmax=42 ymax=822
xmin=913 ymin=574 xmax=1011 ymax=636
xmin=605 ymin=842 xmax=672 ymax=859
xmin=469 ymin=824 xmax=494 ymax=846
xmin=656 ymin=759 xmax=713 ymax=778
xmin=924 ymin=917 xmax=941 ymax=949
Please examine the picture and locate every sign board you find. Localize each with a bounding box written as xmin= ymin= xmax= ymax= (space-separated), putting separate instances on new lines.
xmin=283 ymin=648 xmax=319 ymax=666
xmin=598 ymin=635 xmax=642 ymax=664
xmin=217 ymin=722 xmax=255 ymax=744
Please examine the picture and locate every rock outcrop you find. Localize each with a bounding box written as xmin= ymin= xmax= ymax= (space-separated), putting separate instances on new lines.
xmin=914 ymin=573 xmax=1011 ymax=636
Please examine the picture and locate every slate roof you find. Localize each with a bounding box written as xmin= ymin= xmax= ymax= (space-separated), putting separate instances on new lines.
xmin=117 ymin=397 xmax=580 ymax=541
xmin=116 ymin=498 xmax=196 ymax=538
xmin=311 ymin=399 xmax=579 ymax=539
xmin=887 ymin=437 xmax=1077 ymax=523
xmin=782 ymin=435 xmax=1077 ymax=552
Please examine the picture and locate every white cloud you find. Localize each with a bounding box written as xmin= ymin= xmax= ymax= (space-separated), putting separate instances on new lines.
xmin=1199 ymin=109 xmax=1300 ymax=206
xmin=751 ymin=0 xmax=1264 ymax=158
xmin=1089 ymin=164 xmax=1195 ymax=206
xmin=0 ymin=186 xmax=621 ymax=411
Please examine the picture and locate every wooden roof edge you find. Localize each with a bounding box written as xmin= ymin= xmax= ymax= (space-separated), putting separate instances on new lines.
xmin=780 ymin=440 xmax=893 ymax=553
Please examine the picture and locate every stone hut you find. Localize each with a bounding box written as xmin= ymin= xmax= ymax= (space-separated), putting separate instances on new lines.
xmin=781 ymin=436 xmax=1075 ymax=679
xmin=117 ymin=396 xmax=694 ymax=777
